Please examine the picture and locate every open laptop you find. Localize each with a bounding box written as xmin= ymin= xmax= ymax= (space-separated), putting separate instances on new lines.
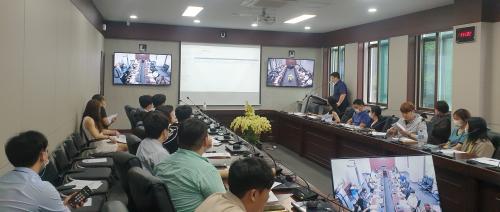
xmin=331 ymin=155 xmax=442 ymax=212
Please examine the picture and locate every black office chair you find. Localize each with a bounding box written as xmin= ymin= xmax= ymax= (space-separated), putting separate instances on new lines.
xmin=124 ymin=105 xmax=137 ymax=129
xmin=127 ymin=167 xmax=176 ymax=212
xmin=114 ymin=152 xmax=142 ymax=210
xmin=52 ymin=146 xmax=113 ymax=182
xmin=383 ymin=116 xmax=399 ymax=132
xmin=63 ymin=138 xmax=114 ymax=168
xmin=488 ymin=131 xmax=500 ymax=159
xmin=125 ymin=134 xmax=142 ymax=155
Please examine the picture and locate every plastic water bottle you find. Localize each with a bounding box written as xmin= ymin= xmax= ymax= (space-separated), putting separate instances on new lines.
xmin=203 ymin=102 xmax=207 ymax=110
xmin=417 ymin=130 xmax=424 ymax=141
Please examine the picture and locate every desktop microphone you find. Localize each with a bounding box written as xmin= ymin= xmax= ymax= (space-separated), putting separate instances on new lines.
xmin=186 ymin=96 xmax=204 ymax=112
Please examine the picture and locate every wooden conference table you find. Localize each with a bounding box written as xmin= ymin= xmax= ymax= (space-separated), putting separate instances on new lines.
xmin=197 ymin=111 xmax=349 ymax=211
xmin=205 ymin=110 xmax=500 ymax=212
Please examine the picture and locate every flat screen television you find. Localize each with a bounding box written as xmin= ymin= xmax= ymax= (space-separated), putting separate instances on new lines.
xmin=266 ymin=58 xmax=314 ymax=87
xmin=331 ymin=155 xmax=442 ymax=212
xmin=113 ymin=52 xmax=172 ymax=86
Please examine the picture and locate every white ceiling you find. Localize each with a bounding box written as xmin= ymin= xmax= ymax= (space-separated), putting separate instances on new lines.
xmin=93 ymin=0 xmax=454 ymax=33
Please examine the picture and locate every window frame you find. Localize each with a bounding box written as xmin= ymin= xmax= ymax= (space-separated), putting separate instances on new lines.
xmin=416 ymin=31 xmax=453 ymax=111
xmin=366 ymin=40 xmax=389 ymax=107
xmin=329 ymin=45 xmax=345 ymax=96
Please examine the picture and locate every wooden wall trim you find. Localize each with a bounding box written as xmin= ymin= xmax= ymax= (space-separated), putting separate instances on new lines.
xmin=70 ymin=0 xmax=104 ymax=33
xmin=407 ymin=36 xmax=416 ymax=102
xmin=104 ymin=21 xmax=324 ymax=47
xmin=322 ymin=48 xmax=330 ymax=98
xmin=356 ymin=43 xmax=364 ymax=99
xmin=323 ymin=0 xmax=483 ymax=46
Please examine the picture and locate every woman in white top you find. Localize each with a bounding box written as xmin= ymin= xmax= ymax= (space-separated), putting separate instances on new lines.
xmin=81 ymin=99 xmax=128 ymax=153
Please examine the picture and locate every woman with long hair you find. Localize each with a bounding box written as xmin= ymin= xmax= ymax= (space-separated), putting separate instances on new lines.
xmin=81 ymin=99 xmax=127 ymax=153
xmin=442 ymin=109 xmax=471 ymax=149
xmin=460 ymin=117 xmax=495 ymax=158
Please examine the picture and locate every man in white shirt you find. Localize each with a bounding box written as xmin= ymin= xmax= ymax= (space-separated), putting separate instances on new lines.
xmin=0 ymin=131 xmax=84 ymax=211
xmin=136 ymin=111 xmax=170 ymax=174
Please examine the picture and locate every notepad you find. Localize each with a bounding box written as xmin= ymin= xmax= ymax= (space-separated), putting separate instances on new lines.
xmin=202 ymin=152 xmax=231 ymax=158
xmin=471 ymin=157 xmax=500 ymax=166
xmin=110 ymin=135 xmax=127 ymax=144
xmin=105 ymin=114 xmax=118 ymax=124
xmin=65 ymin=180 xmax=103 ymax=190
xmin=267 ymin=191 xmax=279 ymax=203
xmin=82 ymin=158 xmax=107 ymax=163
xmin=371 ymin=132 xmax=387 ymax=137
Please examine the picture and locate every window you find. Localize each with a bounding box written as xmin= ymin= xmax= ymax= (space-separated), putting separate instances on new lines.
xmin=365 ymin=40 xmax=389 ymax=106
xmin=329 ymin=46 xmax=345 ymax=96
xmin=417 ymin=31 xmax=453 ymax=110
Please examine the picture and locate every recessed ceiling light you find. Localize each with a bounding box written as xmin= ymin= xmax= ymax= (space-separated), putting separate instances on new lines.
xmin=368 ymin=8 xmax=377 ymax=13
xmin=304 ymin=26 xmax=311 ymax=30
xmin=284 ymin=14 xmax=316 ymax=24
xmin=129 ymin=15 xmax=138 ymax=19
xmin=194 ymin=19 xmax=201 ymax=23
xmin=251 ymin=23 xmax=258 ymax=27
xmin=182 ymin=6 xmax=204 ymax=17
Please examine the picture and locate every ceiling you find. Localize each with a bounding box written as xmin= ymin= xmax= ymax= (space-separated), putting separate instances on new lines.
xmin=93 ymin=0 xmax=454 ymax=33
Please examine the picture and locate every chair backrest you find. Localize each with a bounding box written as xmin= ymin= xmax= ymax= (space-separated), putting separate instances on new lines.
xmin=383 ymin=116 xmax=399 ymax=132
xmin=113 ymin=152 xmax=142 ymax=193
xmin=488 ymin=131 xmax=500 ymax=159
xmin=52 ymin=146 xmax=71 ymax=172
xmin=41 ymin=156 xmax=62 ymax=186
xmin=132 ymin=126 xmax=146 ymax=140
xmin=126 ymin=134 xmax=142 ymax=155
xmin=124 ymin=105 xmax=137 ymax=129
xmin=127 ymin=167 xmax=176 ymax=212
xmin=71 ymin=133 xmax=87 ymax=151
xmin=102 ymin=200 xmax=129 ymax=212
xmin=340 ymin=107 xmax=354 ymax=123
xmin=63 ymin=138 xmax=80 ymax=160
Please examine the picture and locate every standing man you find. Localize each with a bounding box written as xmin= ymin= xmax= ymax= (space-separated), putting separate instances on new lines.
xmin=329 ymin=72 xmax=349 ymax=114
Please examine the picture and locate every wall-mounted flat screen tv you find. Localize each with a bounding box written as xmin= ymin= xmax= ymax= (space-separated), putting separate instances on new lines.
xmin=113 ymin=52 xmax=172 ymax=86
xmin=266 ymin=58 xmax=314 ymax=87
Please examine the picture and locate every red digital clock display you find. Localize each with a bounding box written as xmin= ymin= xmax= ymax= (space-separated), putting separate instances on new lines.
xmin=456 ymin=26 xmax=475 ymax=43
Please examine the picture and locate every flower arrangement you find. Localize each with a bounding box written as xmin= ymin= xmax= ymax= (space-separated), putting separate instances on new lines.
xmin=230 ymin=102 xmax=272 ymax=144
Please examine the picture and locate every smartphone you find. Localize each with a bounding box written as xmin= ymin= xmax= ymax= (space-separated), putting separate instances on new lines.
xmin=68 ymin=186 xmax=92 ymax=207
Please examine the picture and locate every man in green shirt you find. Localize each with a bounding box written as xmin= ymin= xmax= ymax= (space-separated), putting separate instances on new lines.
xmin=154 ymin=118 xmax=225 ymax=212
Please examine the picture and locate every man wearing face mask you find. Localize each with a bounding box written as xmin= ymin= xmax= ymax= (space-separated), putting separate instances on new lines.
xmin=0 ymin=131 xmax=84 ymax=211
xmin=280 ymin=59 xmax=300 ymax=87
xmin=196 ymin=157 xmax=274 ymax=212
xmin=136 ymin=111 xmax=170 ymax=174
xmin=329 ymin=72 xmax=349 ymax=114
xmin=347 ymin=99 xmax=372 ymax=128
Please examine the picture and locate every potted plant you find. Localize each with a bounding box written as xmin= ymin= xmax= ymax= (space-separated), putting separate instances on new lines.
xmin=230 ymin=102 xmax=272 ymax=149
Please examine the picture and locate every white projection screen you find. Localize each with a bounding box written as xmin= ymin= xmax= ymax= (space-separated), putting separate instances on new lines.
xmin=180 ymin=42 xmax=261 ymax=105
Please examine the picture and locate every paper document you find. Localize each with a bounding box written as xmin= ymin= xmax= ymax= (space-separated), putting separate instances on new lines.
xmin=395 ymin=122 xmax=406 ymax=131
xmin=202 ymin=152 xmax=231 ymax=158
xmin=438 ymin=149 xmax=466 ymax=157
xmin=267 ymin=191 xmax=279 ymax=203
xmin=110 ymin=135 xmax=127 ymax=144
xmin=471 ymin=157 xmax=500 ymax=166
xmin=82 ymin=158 xmax=107 ymax=163
xmin=105 ymin=114 xmax=118 ymax=124
xmin=371 ymin=132 xmax=387 ymax=137
xmin=83 ymin=198 xmax=92 ymax=207
xmin=65 ymin=180 xmax=103 ymax=190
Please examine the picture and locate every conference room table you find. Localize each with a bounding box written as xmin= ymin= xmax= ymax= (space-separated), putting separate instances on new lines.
xmin=197 ymin=111 xmax=349 ymax=211
xmin=205 ymin=110 xmax=500 ymax=212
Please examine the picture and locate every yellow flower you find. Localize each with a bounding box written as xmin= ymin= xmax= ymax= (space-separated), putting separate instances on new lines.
xmin=230 ymin=102 xmax=271 ymax=136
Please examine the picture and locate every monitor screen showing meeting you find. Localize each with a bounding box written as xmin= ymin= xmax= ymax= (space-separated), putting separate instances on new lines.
xmin=113 ymin=53 xmax=172 ymax=86
xmin=266 ymin=58 xmax=314 ymax=88
xmin=331 ymin=155 xmax=442 ymax=212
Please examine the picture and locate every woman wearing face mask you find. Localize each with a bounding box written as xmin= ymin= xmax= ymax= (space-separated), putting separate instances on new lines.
xmin=459 ymin=117 xmax=495 ymax=158
xmin=387 ymin=102 xmax=427 ymax=141
xmin=369 ymin=105 xmax=385 ymax=132
xmin=441 ymin=109 xmax=471 ymax=149
xmin=326 ymin=96 xmax=341 ymax=124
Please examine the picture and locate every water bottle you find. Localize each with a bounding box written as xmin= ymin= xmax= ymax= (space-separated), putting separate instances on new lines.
xmin=417 ymin=130 xmax=424 ymax=141
xmin=203 ymin=102 xmax=207 ymax=110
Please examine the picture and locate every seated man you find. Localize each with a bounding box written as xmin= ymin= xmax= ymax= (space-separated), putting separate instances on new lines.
xmin=152 ymin=94 xmax=167 ymax=108
xmin=175 ymin=105 xmax=193 ymax=123
xmin=0 ymin=131 xmax=84 ymax=211
xmin=138 ymin=95 xmax=154 ymax=112
xmin=347 ymin=99 xmax=371 ymax=128
xmin=154 ymin=118 xmax=225 ymax=212
xmin=428 ymin=101 xmax=451 ymax=145
xmin=136 ymin=111 xmax=170 ymax=174
xmin=388 ymin=102 xmax=428 ymax=142
xmin=196 ymin=157 xmax=274 ymax=212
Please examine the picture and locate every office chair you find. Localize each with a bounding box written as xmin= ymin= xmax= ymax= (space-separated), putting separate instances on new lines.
xmin=124 ymin=105 xmax=137 ymax=129
xmin=52 ymin=147 xmax=113 ymax=182
xmin=127 ymin=167 xmax=176 ymax=212
xmin=487 ymin=131 xmax=500 ymax=159
xmin=125 ymin=134 xmax=141 ymax=155
xmin=63 ymin=138 xmax=114 ymax=168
